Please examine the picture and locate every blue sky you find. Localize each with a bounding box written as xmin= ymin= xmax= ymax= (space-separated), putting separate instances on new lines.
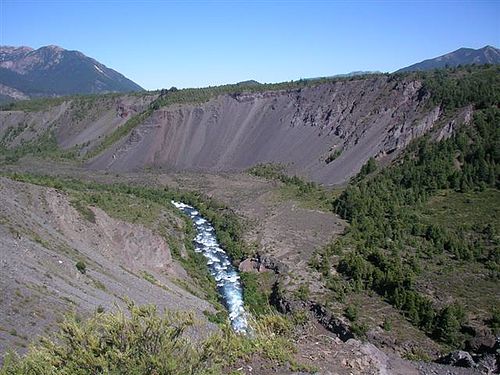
xmin=1 ymin=0 xmax=499 ymax=90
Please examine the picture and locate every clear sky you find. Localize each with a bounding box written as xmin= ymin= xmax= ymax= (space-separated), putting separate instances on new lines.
xmin=1 ymin=0 xmax=499 ymax=90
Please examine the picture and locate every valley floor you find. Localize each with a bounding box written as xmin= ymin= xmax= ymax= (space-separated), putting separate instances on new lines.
xmin=0 ymin=158 xmax=494 ymax=374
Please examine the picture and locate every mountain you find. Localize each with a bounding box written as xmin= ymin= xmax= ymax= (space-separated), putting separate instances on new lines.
xmin=397 ymin=45 xmax=500 ymax=72
xmin=0 ymin=45 xmax=143 ymax=102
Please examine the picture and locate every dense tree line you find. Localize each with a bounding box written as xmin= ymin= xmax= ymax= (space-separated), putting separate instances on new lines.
xmin=328 ymin=66 xmax=500 ymax=347
xmin=418 ymin=64 xmax=500 ymax=111
xmin=330 ymin=102 xmax=499 ymax=346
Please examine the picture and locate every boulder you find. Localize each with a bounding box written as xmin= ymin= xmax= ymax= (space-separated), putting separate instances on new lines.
xmin=258 ymin=254 xmax=288 ymax=274
xmin=465 ymin=326 xmax=496 ymax=354
xmin=311 ymin=303 xmax=354 ymax=342
xmin=438 ymin=350 xmax=476 ymax=368
xmin=238 ymin=258 xmax=260 ymax=273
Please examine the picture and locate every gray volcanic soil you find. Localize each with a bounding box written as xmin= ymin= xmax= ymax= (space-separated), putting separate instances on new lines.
xmin=0 ymin=177 xmax=214 ymax=356
xmin=88 ymin=77 xmax=470 ymax=185
xmin=0 ymin=76 xmax=472 ymax=186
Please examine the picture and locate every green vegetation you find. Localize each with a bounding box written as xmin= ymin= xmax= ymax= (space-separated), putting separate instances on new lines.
xmin=140 ymin=271 xmax=157 ymax=284
xmin=293 ymin=283 xmax=310 ymax=302
xmin=418 ymin=64 xmax=500 ymax=111
xmin=325 ymin=149 xmax=342 ymax=164
xmin=1 ymin=304 xmax=307 ymax=374
xmin=0 ymin=97 xmax=68 ymax=112
xmin=0 ymin=130 xmax=78 ymax=164
xmin=344 ymin=304 xmax=359 ymax=322
xmin=0 ymin=92 xmax=126 ymax=112
xmin=488 ymin=307 xmax=500 ymax=334
xmin=203 ymin=310 xmax=227 ymax=326
xmin=382 ymin=318 xmax=392 ymax=331
xmin=240 ymin=272 xmax=276 ymax=316
xmin=355 ymin=157 xmax=377 ymax=180
xmin=327 ymin=105 xmax=499 ymax=347
xmin=75 ymin=261 xmax=86 ymax=274
xmin=249 ymin=163 xmax=334 ymax=211
xmin=70 ymin=199 xmax=96 ymax=223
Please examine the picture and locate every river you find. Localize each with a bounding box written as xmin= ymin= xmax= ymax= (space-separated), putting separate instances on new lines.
xmin=171 ymin=201 xmax=248 ymax=333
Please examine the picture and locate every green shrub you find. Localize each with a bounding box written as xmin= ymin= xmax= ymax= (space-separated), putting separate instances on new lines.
xmin=203 ymin=310 xmax=227 ymax=326
xmin=75 ymin=261 xmax=86 ymax=274
xmin=1 ymin=304 xmax=301 ymax=374
xmin=382 ymin=318 xmax=392 ymax=331
xmin=0 ymin=304 xmax=203 ymax=374
xmin=294 ymin=283 xmax=310 ymax=302
xmin=488 ymin=307 xmax=500 ymax=334
xmin=351 ymin=322 xmax=369 ymax=338
xmin=240 ymin=272 xmax=274 ymax=316
xmin=344 ymin=304 xmax=359 ymax=322
xmin=325 ymin=149 xmax=342 ymax=164
xmin=140 ymin=271 xmax=157 ymax=284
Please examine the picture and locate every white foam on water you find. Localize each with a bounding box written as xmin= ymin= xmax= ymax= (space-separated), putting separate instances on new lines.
xmin=172 ymin=200 xmax=248 ymax=334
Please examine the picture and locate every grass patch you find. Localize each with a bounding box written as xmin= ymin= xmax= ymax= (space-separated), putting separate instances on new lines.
xmin=140 ymin=271 xmax=157 ymax=284
xmin=203 ymin=310 xmax=228 ymax=326
xmin=0 ymin=130 xmax=78 ymax=164
xmin=249 ymin=163 xmax=335 ymax=211
xmin=240 ymin=272 xmax=276 ymax=316
xmin=422 ymin=188 xmax=500 ymax=236
xmin=0 ymin=97 xmax=68 ymax=112
xmin=70 ymin=199 xmax=96 ymax=223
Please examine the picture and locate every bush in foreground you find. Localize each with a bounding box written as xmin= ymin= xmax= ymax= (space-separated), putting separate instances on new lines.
xmin=1 ymin=304 xmax=303 ymax=375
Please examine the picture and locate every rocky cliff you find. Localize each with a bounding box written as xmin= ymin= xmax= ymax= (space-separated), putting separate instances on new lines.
xmin=0 ymin=74 xmax=472 ymax=185
xmin=88 ymin=76 xmax=468 ymax=185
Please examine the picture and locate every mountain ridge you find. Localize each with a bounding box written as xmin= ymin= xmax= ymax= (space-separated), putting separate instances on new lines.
xmin=397 ymin=45 xmax=500 ymax=72
xmin=0 ymin=45 xmax=143 ymax=102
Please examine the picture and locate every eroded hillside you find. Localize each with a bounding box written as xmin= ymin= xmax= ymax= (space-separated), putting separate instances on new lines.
xmin=0 ymin=176 xmax=216 ymax=355
xmin=89 ymin=77 xmax=439 ymax=185
xmin=0 ymin=72 xmax=476 ymax=185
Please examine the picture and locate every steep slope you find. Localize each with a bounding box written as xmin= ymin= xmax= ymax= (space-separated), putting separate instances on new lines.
xmin=0 ymin=45 xmax=143 ymax=102
xmin=88 ymin=75 xmax=466 ymax=186
xmin=0 ymin=176 xmax=215 ymax=356
xmin=397 ymin=45 xmax=500 ymax=72
xmin=0 ymin=93 xmax=157 ymax=158
xmin=1 ymin=67 xmax=493 ymax=186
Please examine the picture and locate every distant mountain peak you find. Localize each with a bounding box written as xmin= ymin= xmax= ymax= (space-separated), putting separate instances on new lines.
xmin=397 ymin=45 xmax=500 ymax=72
xmin=44 ymin=44 xmax=64 ymax=51
xmin=0 ymin=45 xmax=143 ymax=103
